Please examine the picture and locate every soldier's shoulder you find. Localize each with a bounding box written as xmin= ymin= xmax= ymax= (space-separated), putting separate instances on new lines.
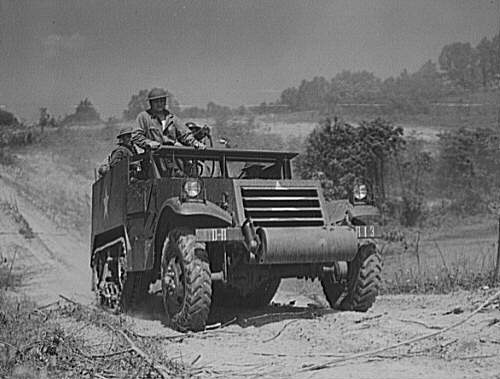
xmin=136 ymin=110 xmax=151 ymax=121
xmin=111 ymin=145 xmax=133 ymax=156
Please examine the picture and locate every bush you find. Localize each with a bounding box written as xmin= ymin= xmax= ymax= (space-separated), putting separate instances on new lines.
xmin=61 ymin=98 xmax=101 ymax=126
xmin=297 ymin=117 xmax=404 ymax=201
xmin=436 ymin=127 xmax=500 ymax=214
xmin=0 ymin=109 xmax=18 ymax=126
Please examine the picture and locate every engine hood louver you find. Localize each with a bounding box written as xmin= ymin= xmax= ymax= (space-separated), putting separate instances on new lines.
xmin=241 ymin=186 xmax=324 ymax=227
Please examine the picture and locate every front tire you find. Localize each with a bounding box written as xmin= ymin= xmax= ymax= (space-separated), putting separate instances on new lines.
xmin=161 ymin=228 xmax=212 ymax=331
xmin=340 ymin=243 xmax=382 ymax=312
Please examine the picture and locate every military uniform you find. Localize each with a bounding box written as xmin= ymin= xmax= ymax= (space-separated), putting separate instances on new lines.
xmin=133 ymin=109 xmax=200 ymax=149
xmin=109 ymin=144 xmax=137 ymax=167
xmin=97 ymin=128 xmax=138 ymax=178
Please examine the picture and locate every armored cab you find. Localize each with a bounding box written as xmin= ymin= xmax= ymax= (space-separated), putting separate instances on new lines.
xmin=91 ymin=146 xmax=381 ymax=331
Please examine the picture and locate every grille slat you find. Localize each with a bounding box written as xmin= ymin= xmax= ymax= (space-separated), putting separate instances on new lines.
xmin=241 ymin=186 xmax=324 ymax=227
xmin=244 ymin=207 xmax=322 ymax=212
xmin=242 ymin=196 xmax=319 ymax=201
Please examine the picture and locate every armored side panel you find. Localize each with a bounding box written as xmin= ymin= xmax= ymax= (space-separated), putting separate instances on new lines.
xmin=125 ymin=179 xmax=158 ymax=271
xmin=91 ymin=159 xmax=128 ymax=252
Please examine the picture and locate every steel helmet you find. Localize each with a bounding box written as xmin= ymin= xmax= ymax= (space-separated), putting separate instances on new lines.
xmin=147 ymin=88 xmax=168 ymax=101
xmin=117 ymin=127 xmax=133 ymax=138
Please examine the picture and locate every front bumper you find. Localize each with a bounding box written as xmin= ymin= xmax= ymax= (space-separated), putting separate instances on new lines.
xmin=196 ymin=224 xmax=381 ymax=264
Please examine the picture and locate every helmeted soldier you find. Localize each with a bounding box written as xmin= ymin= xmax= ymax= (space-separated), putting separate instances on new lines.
xmin=132 ymin=88 xmax=206 ymax=150
xmin=109 ymin=127 xmax=139 ymax=167
xmin=98 ymin=127 xmax=139 ymax=177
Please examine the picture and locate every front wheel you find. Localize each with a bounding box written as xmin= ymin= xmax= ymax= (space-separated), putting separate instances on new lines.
xmin=321 ymin=243 xmax=382 ymax=312
xmin=161 ymin=228 xmax=212 ymax=332
xmin=341 ymin=243 xmax=382 ymax=312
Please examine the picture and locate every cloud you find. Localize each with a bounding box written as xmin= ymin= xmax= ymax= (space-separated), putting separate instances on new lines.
xmin=42 ymin=33 xmax=86 ymax=57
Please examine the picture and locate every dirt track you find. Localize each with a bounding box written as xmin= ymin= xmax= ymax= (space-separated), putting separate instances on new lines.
xmin=2 ymin=175 xmax=500 ymax=379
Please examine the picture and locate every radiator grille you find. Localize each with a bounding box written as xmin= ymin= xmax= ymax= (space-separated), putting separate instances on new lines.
xmin=241 ymin=187 xmax=324 ymax=227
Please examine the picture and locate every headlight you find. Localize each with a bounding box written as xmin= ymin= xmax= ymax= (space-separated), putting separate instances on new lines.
xmin=353 ymin=183 xmax=368 ymax=201
xmin=183 ymin=179 xmax=202 ymax=198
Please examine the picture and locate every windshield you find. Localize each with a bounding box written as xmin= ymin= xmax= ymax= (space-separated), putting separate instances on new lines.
xmin=153 ymin=156 xmax=284 ymax=179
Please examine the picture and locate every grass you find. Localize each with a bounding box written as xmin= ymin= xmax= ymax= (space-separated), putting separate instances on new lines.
xmin=382 ymin=239 xmax=496 ymax=294
xmin=0 ymin=245 xmax=25 ymax=290
xmin=0 ymin=292 xmax=189 ymax=378
xmin=0 ymin=150 xmax=93 ymax=236
xmin=0 ymin=197 xmax=35 ymax=239
xmin=381 ymin=214 xmax=499 ymax=294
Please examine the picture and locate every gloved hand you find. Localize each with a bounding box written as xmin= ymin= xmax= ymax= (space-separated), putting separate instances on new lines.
xmin=193 ymin=140 xmax=206 ymax=150
xmin=147 ymin=141 xmax=161 ymax=150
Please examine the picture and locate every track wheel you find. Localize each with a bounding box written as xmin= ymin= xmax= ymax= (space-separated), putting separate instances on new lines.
xmin=161 ymin=228 xmax=212 ymax=332
xmin=340 ymin=243 xmax=382 ymax=312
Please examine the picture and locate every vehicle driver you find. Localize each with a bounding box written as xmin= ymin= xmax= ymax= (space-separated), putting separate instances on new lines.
xmin=132 ymin=88 xmax=206 ymax=150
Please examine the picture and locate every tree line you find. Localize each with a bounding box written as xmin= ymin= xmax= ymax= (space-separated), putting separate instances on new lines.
xmin=278 ymin=33 xmax=500 ymax=115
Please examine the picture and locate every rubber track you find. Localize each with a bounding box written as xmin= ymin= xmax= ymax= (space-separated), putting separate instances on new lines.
xmin=167 ymin=232 xmax=212 ymax=332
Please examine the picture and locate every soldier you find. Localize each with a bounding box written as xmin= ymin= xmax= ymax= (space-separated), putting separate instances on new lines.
xmin=133 ymin=88 xmax=206 ymax=150
xmin=98 ymin=127 xmax=139 ymax=177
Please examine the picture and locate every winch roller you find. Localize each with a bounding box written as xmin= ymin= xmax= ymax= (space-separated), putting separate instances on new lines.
xmin=256 ymin=226 xmax=357 ymax=264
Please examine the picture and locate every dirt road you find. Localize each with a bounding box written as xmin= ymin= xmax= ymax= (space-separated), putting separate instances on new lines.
xmin=2 ymin=174 xmax=500 ymax=379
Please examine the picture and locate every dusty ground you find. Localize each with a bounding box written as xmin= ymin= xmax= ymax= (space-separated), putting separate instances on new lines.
xmin=1 ymin=163 xmax=500 ymax=378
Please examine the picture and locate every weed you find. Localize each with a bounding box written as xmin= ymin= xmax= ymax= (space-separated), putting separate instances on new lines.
xmin=0 ymin=197 xmax=34 ymax=239
xmin=0 ymin=291 xmax=188 ymax=378
xmin=382 ymin=239 xmax=496 ymax=294
xmin=0 ymin=147 xmax=15 ymax=165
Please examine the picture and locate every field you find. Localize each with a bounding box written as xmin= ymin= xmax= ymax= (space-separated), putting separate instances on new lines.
xmin=0 ymin=119 xmax=499 ymax=378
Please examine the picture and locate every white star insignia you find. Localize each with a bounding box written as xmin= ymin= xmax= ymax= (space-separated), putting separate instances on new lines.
xmin=103 ymin=189 xmax=109 ymax=219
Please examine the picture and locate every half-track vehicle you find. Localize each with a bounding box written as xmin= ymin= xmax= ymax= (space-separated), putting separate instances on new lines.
xmin=91 ymin=133 xmax=382 ymax=331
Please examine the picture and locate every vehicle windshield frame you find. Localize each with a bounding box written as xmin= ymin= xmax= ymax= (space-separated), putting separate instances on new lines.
xmin=134 ymin=146 xmax=297 ymax=179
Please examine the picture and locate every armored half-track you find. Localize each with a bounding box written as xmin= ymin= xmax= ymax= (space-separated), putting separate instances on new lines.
xmin=91 ymin=144 xmax=382 ymax=331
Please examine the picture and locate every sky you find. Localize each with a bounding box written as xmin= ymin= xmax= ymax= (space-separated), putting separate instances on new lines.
xmin=0 ymin=0 xmax=498 ymax=121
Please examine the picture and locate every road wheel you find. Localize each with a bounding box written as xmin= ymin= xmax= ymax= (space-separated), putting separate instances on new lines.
xmin=121 ymin=271 xmax=151 ymax=312
xmin=340 ymin=243 xmax=382 ymax=312
xmin=161 ymin=228 xmax=211 ymax=332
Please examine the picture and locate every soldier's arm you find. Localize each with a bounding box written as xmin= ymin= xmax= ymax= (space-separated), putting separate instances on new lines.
xmin=109 ymin=147 xmax=128 ymax=167
xmin=172 ymin=115 xmax=204 ymax=148
xmin=132 ymin=112 xmax=154 ymax=149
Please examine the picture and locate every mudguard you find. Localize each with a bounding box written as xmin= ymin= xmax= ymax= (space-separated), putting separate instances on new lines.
xmin=350 ymin=204 xmax=380 ymax=219
xmin=159 ymin=198 xmax=233 ymax=225
xmin=131 ymin=198 xmax=233 ymax=272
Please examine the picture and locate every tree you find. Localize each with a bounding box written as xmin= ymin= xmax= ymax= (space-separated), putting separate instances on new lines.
xmin=439 ymin=42 xmax=479 ymax=90
xmin=476 ymin=37 xmax=493 ymax=88
xmin=436 ymin=127 xmax=500 ymax=213
xmin=298 ymin=118 xmax=404 ymax=202
xmin=39 ymin=107 xmax=49 ymax=133
xmin=0 ymin=108 xmax=18 ymax=126
xmin=62 ymin=98 xmax=101 ymax=125
xmin=394 ymin=137 xmax=434 ymax=226
xmin=123 ymin=88 xmax=180 ymax=120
